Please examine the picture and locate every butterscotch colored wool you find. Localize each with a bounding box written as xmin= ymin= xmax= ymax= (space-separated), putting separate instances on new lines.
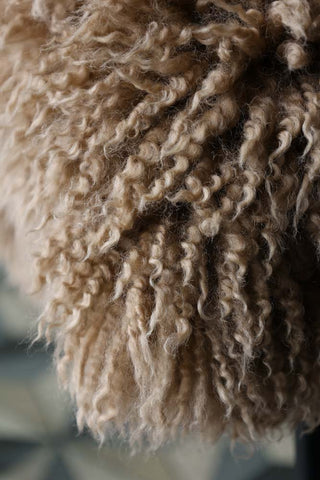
xmin=1 ymin=0 xmax=320 ymax=451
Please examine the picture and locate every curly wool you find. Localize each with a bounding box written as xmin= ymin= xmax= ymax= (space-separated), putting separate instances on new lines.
xmin=1 ymin=0 xmax=320 ymax=451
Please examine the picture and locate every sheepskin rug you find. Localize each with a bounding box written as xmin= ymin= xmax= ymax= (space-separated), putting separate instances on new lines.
xmin=1 ymin=0 xmax=320 ymax=451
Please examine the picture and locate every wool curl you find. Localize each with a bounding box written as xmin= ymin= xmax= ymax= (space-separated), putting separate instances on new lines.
xmin=1 ymin=0 xmax=320 ymax=452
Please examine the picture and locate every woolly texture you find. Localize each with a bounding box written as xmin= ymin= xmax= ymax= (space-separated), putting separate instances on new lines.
xmin=2 ymin=0 xmax=320 ymax=451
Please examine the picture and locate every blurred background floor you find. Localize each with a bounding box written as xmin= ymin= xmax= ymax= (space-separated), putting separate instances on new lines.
xmin=0 ymin=266 xmax=295 ymax=480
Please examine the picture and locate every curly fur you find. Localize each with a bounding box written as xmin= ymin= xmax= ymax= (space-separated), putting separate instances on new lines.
xmin=2 ymin=0 xmax=320 ymax=451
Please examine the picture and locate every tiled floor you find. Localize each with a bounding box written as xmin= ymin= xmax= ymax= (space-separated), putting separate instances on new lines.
xmin=0 ymin=266 xmax=296 ymax=480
